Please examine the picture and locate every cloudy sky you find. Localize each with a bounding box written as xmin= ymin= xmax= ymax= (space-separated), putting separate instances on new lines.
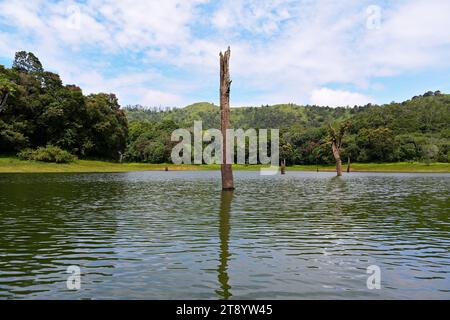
xmin=1 ymin=0 xmax=449 ymax=107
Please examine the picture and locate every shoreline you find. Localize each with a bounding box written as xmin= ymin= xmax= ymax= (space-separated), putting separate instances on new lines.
xmin=0 ymin=157 xmax=449 ymax=174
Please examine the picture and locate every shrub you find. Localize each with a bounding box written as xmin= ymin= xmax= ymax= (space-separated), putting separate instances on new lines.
xmin=17 ymin=145 xmax=77 ymax=163
xmin=17 ymin=148 xmax=34 ymax=160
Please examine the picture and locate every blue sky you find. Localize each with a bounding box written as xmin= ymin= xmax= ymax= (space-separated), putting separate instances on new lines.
xmin=1 ymin=0 xmax=450 ymax=108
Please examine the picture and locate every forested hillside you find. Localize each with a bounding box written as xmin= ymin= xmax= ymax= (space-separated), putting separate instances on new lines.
xmin=1 ymin=52 xmax=449 ymax=165
xmin=125 ymin=93 xmax=450 ymax=164
xmin=126 ymin=102 xmax=351 ymax=129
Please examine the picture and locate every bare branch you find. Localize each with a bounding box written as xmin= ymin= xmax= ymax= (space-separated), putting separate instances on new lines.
xmin=0 ymin=90 xmax=9 ymax=113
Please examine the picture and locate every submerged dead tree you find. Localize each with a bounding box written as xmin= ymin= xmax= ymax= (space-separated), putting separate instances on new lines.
xmin=328 ymin=120 xmax=352 ymax=177
xmin=220 ymin=47 xmax=234 ymax=190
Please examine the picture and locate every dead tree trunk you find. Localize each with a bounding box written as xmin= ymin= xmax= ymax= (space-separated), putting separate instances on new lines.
xmin=220 ymin=47 xmax=234 ymax=191
xmin=347 ymin=155 xmax=351 ymax=173
xmin=328 ymin=120 xmax=351 ymax=177
xmin=332 ymin=142 xmax=343 ymax=177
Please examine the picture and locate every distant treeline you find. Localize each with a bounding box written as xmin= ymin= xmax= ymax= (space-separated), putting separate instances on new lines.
xmin=124 ymin=94 xmax=450 ymax=165
xmin=1 ymin=52 xmax=449 ymax=165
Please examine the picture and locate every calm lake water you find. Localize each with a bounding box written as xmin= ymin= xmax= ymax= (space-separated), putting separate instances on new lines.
xmin=0 ymin=171 xmax=449 ymax=300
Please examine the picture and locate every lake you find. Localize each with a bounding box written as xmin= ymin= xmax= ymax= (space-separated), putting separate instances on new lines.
xmin=0 ymin=171 xmax=449 ymax=299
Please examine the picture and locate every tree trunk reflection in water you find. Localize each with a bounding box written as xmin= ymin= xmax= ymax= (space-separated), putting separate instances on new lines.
xmin=216 ymin=191 xmax=233 ymax=300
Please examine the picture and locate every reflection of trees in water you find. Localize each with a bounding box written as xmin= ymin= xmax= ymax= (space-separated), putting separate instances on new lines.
xmin=216 ymin=191 xmax=233 ymax=300
xmin=328 ymin=176 xmax=348 ymax=193
xmin=326 ymin=176 xmax=349 ymax=215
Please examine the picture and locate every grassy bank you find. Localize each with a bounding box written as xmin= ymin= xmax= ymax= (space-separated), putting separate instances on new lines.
xmin=0 ymin=157 xmax=449 ymax=173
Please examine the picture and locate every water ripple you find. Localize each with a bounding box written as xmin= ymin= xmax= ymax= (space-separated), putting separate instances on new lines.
xmin=0 ymin=171 xmax=449 ymax=299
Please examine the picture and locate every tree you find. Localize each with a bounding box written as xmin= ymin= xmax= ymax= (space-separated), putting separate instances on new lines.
xmin=280 ymin=143 xmax=295 ymax=165
xmin=327 ymin=120 xmax=352 ymax=176
xmin=0 ymin=74 xmax=16 ymax=113
xmin=356 ymin=127 xmax=396 ymax=162
xmin=143 ymin=141 xmax=166 ymax=163
xmin=38 ymin=85 xmax=87 ymax=154
xmin=12 ymin=51 xmax=44 ymax=74
xmin=421 ymin=143 xmax=439 ymax=164
xmin=220 ymin=47 xmax=234 ymax=190
xmin=0 ymin=119 xmax=28 ymax=151
xmin=1 ymin=52 xmax=128 ymax=160
xmin=85 ymin=93 xmax=128 ymax=159
xmin=42 ymin=72 xmax=63 ymax=91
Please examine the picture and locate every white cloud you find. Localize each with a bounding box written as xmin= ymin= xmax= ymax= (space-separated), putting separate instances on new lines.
xmin=310 ymin=88 xmax=374 ymax=107
xmin=62 ymin=70 xmax=187 ymax=107
xmin=361 ymin=0 xmax=450 ymax=74
xmin=140 ymin=89 xmax=183 ymax=107
xmin=212 ymin=0 xmax=292 ymax=35
xmin=1 ymin=0 xmax=450 ymax=106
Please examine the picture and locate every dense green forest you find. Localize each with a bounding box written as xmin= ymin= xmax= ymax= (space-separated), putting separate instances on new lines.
xmin=125 ymin=96 xmax=450 ymax=165
xmin=1 ymin=52 xmax=449 ymax=165
xmin=0 ymin=52 xmax=127 ymax=160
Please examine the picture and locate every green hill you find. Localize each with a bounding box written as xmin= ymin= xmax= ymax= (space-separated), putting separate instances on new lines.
xmin=124 ymin=91 xmax=450 ymax=164
xmin=125 ymin=102 xmax=353 ymax=129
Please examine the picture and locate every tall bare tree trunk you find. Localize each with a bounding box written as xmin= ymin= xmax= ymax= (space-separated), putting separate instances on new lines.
xmin=332 ymin=142 xmax=343 ymax=176
xmin=220 ymin=47 xmax=234 ymax=191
